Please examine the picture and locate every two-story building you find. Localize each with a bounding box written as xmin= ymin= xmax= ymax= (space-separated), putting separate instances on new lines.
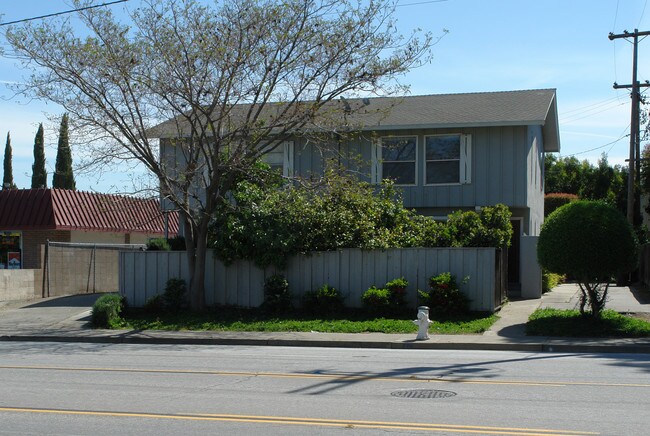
xmin=153 ymin=89 xmax=560 ymax=297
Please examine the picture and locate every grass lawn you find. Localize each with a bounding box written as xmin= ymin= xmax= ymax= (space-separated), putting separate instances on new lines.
xmin=526 ymin=308 xmax=650 ymax=337
xmin=114 ymin=307 xmax=498 ymax=335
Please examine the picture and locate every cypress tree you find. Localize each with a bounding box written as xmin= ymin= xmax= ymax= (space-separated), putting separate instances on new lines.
xmin=31 ymin=123 xmax=47 ymax=189
xmin=53 ymin=113 xmax=76 ymax=190
xmin=3 ymin=132 xmax=17 ymax=190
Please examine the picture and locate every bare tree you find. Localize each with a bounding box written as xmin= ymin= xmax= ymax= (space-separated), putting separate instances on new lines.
xmin=5 ymin=0 xmax=434 ymax=310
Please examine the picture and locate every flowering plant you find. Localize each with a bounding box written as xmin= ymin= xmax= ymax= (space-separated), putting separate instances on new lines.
xmin=419 ymin=272 xmax=469 ymax=316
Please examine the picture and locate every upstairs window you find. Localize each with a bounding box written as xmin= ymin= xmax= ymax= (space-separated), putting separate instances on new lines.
xmin=262 ymin=141 xmax=294 ymax=177
xmin=425 ymin=134 xmax=471 ymax=185
xmin=379 ymin=136 xmax=417 ymax=185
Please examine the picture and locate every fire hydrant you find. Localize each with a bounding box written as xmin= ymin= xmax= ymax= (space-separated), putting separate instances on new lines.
xmin=413 ymin=306 xmax=432 ymax=340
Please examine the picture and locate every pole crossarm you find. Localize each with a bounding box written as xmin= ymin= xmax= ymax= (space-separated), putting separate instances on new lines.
xmin=613 ymin=82 xmax=650 ymax=89
xmin=609 ymin=30 xmax=650 ymax=40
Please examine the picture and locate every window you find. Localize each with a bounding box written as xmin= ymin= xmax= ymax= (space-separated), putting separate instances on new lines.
xmin=425 ymin=134 xmax=471 ymax=185
xmin=378 ymin=136 xmax=417 ymax=185
xmin=0 ymin=231 xmax=21 ymax=269
xmin=262 ymin=141 xmax=294 ymax=177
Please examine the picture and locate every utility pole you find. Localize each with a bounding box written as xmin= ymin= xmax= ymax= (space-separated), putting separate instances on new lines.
xmin=609 ymin=29 xmax=650 ymax=224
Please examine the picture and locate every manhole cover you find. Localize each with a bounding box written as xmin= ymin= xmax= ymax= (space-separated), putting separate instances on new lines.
xmin=391 ymin=389 xmax=456 ymax=399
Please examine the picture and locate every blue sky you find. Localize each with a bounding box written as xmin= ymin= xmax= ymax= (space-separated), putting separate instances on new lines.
xmin=1 ymin=0 xmax=649 ymax=192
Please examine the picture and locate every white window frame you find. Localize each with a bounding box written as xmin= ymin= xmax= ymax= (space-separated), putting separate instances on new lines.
xmin=424 ymin=133 xmax=471 ymax=186
xmin=372 ymin=136 xmax=418 ymax=186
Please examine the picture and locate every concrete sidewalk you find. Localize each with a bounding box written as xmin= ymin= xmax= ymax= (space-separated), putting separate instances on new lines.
xmin=1 ymin=283 xmax=650 ymax=353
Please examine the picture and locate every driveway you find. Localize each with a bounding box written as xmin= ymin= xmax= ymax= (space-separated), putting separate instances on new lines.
xmin=0 ymin=293 xmax=104 ymax=334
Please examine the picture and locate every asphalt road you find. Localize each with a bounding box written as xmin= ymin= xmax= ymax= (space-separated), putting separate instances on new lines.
xmin=1 ymin=342 xmax=649 ymax=435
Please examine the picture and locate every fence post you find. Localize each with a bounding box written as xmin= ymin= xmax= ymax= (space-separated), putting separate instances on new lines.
xmin=43 ymin=240 xmax=51 ymax=298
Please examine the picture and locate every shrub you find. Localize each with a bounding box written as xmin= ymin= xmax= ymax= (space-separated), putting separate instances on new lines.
xmin=538 ymin=200 xmax=638 ymax=318
xmin=542 ymin=269 xmax=564 ymax=293
xmin=142 ymin=278 xmax=187 ymax=314
xmin=361 ymin=286 xmax=392 ymax=310
xmin=163 ymin=278 xmax=187 ymax=312
xmin=209 ymin=164 xmax=514 ymax=268
xmin=385 ymin=277 xmax=408 ymax=307
xmin=147 ymin=237 xmax=170 ymax=251
xmin=545 ymin=193 xmax=579 ymax=217
xmin=143 ymin=294 xmax=166 ymax=313
xmin=91 ymin=294 xmax=125 ymax=328
xmin=262 ymin=274 xmax=292 ymax=313
xmin=302 ymin=284 xmax=345 ymax=315
xmin=419 ymin=272 xmax=470 ymax=316
xmin=447 ymin=205 xmax=513 ymax=248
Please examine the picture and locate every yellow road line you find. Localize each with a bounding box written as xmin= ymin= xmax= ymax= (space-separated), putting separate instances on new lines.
xmin=0 ymin=364 xmax=648 ymax=388
xmin=0 ymin=406 xmax=598 ymax=435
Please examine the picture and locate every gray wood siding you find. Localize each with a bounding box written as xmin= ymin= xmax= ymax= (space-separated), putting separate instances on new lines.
xmin=120 ymin=248 xmax=499 ymax=311
xmin=288 ymin=126 xmax=533 ymax=210
xmin=526 ymin=125 xmax=545 ymax=235
xmin=159 ymin=124 xmax=537 ymax=212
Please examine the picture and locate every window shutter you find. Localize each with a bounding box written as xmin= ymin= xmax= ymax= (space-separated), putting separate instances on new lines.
xmin=371 ymin=141 xmax=381 ymax=184
xmin=283 ymin=141 xmax=294 ymax=177
xmin=460 ymin=134 xmax=472 ymax=184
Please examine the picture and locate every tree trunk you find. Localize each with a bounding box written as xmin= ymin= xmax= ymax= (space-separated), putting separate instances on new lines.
xmin=183 ymin=212 xmax=207 ymax=311
xmin=190 ymin=226 xmax=208 ymax=311
xmin=580 ymin=281 xmax=608 ymax=319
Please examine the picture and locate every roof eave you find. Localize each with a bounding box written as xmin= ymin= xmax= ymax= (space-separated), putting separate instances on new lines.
xmin=358 ymin=120 xmax=548 ymax=132
xmin=541 ymin=93 xmax=561 ymax=153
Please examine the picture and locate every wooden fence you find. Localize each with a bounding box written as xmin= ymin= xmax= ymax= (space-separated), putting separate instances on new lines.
xmin=120 ymin=247 xmax=504 ymax=311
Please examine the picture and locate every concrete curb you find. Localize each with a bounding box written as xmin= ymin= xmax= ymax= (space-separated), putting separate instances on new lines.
xmin=2 ymin=284 xmax=649 ymax=354
xmin=3 ymin=331 xmax=650 ymax=354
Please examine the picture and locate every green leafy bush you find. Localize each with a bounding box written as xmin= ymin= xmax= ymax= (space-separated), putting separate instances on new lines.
xmin=91 ymin=294 xmax=125 ymax=328
xmin=447 ymin=204 xmax=513 ymax=247
xmin=385 ymin=277 xmax=408 ymax=307
xmin=538 ymin=200 xmax=638 ymax=318
xmin=361 ymin=276 xmax=412 ymax=315
xmin=147 ymin=237 xmax=170 ymax=251
xmin=144 ymin=294 xmax=166 ymax=313
xmin=209 ymin=165 xmax=513 ymax=268
xmin=163 ymin=278 xmax=187 ymax=312
xmin=419 ymin=272 xmax=469 ymax=316
xmin=143 ymin=278 xmax=187 ymax=314
xmin=302 ymin=284 xmax=345 ymax=315
xmin=361 ymin=286 xmax=392 ymax=309
xmin=262 ymin=274 xmax=292 ymax=313
xmin=542 ymin=269 xmax=564 ymax=293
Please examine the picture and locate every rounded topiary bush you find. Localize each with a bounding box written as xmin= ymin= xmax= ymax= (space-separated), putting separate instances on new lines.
xmin=538 ymin=200 xmax=637 ymax=279
xmin=537 ymin=200 xmax=638 ymax=317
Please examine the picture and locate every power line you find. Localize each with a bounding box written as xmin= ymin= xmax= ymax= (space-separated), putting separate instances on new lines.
xmin=640 ymin=0 xmax=649 ymax=28
xmin=559 ymin=96 xmax=622 ymax=116
xmin=561 ymin=101 xmax=629 ymax=125
xmin=612 ymin=1 xmax=620 ymax=92
xmin=0 ymin=0 xmax=128 ymax=27
xmin=563 ymin=133 xmax=630 ymax=158
xmin=396 ymin=0 xmax=449 ymax=7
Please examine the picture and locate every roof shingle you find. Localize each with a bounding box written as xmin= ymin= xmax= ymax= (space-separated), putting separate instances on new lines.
xmin=149 ymin=88 xmax=560 ymax=152
xmin=0 ymin=188 xmax=178 ymax=235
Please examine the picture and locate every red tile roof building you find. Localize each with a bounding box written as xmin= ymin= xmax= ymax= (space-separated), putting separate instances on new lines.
xmin=0 ymin=189 xmax=178 ymax=269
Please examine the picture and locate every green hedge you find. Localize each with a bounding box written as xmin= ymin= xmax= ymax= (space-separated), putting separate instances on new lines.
xmin=91 ymin=294 xmax=125 ymax=328
xmin=544 ymin=193 xmax=579 ymax=217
